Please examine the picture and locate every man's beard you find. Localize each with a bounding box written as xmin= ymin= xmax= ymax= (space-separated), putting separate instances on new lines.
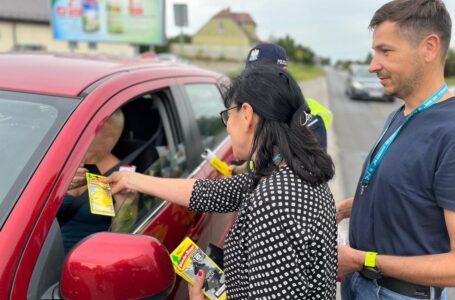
xmin=379 ymin=66 xmax=422 ymax=100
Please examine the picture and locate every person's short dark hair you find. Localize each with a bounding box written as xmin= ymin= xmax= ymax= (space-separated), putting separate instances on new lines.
xmin=369 ymin=0 xmax=452 ymax=63
xmin=224 ymin=65 xmax=334 ymax=190
xmin=245 ymin=43 xmax=288 ymax=69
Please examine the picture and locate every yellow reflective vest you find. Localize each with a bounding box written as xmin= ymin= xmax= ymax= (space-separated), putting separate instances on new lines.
xmin=306 ymin=97 xmax=333 ymax=130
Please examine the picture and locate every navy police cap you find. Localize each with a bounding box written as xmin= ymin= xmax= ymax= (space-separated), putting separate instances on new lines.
xmin=245 ymin=43 xmax=288 ymax=69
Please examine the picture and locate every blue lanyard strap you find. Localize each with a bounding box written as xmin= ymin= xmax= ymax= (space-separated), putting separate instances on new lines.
xmin=360 ymin=83 xmax=448 ymax=191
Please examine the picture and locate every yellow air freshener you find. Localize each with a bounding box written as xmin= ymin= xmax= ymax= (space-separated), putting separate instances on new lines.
xmin=201 ymin=149 xmax=231 ymax=176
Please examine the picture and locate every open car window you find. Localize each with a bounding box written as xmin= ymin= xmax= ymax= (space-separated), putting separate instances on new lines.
xmin=110 ymin=90 xmax=190 ymax=233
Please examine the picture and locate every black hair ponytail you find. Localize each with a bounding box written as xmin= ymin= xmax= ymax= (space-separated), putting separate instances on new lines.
xmin=224 ymin=65 xmax=334 ymax=191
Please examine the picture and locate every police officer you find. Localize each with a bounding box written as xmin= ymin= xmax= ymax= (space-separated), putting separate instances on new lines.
xmin=244 ymin=42 xmax=331 ymax=149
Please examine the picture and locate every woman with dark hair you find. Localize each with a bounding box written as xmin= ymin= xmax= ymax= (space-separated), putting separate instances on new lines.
xmin=105 ymin=65 xmax=337 ymax=299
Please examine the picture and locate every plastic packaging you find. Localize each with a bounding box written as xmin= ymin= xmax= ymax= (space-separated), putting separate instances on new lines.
xmin=170 ymin=237 xmax=227 ymax=300
xmin=201 ymin=149 xmax=231 ymax=176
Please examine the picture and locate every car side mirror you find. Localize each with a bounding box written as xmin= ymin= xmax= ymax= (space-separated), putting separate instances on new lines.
xmin=60 ymin=232 xmax=175 ymax=300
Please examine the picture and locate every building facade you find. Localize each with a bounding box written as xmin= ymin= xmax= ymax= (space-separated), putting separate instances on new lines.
xmin=192 ymin=8 xmax=258 ymax=48
xmin=174 ymin=8 xmax=259 ymax=61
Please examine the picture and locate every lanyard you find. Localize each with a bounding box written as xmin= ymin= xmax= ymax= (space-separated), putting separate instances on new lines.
xmin=360 ymin=83 xmax=448 ymax=194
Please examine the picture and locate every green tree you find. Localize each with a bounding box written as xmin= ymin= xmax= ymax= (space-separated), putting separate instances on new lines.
xmin=444 ymin=48 xmax=455 ymax=77
xmin=364 ymin=52 xmax=373 ymax=64
xmin=318 ymin=57 xmax=331 ymax=66
xmin=296 ymin=45 xmax=315 ymax=65
xmin=276 ymin=35 xmax=296 ymax=60
xmin=275 ymin=35 xmax=316 ymax=65
xmin=152 ymin=34 xmax=192 ymax=54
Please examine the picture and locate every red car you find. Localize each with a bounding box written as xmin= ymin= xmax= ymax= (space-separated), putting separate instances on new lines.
xmin=0 ymin=53 xmax=235 ymax=299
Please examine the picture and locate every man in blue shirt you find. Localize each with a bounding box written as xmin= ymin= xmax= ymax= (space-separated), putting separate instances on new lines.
xmin=337 ymin=0 xmax=455 ymax=299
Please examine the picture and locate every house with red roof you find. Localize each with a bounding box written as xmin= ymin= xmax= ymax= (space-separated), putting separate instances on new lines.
xmin=192 ymin=8 xmax=258 ymax=47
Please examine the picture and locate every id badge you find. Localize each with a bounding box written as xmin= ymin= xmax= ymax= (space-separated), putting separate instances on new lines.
xmin=86 ymin=173 xmax=115 ymax=217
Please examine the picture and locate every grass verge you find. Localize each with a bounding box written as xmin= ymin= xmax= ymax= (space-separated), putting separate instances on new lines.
xmin=287 ymin=64 xmax=325 ymax=81
xmin=446 ymin=76 xmax=455 ymax=86
xmin=228 ymin=64 xmax=325 ymax=81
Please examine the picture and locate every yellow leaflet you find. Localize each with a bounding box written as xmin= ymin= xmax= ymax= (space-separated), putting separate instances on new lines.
xmin=86 ymin=173 xmax=115 ymax=217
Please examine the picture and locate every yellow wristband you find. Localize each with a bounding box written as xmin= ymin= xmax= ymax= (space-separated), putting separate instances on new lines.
xmin=364 ymin=252 xmax=378 ymax=268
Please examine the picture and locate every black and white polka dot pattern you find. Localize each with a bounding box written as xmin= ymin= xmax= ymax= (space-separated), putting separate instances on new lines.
xmin=189 ymin=166 xmax=337 ymax=299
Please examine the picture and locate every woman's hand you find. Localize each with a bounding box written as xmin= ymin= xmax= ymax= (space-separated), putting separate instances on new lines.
xmin=103 ymin=171 xmax=137 ymax=194
xmin=188 ymin=270 xmax=206 ymax=300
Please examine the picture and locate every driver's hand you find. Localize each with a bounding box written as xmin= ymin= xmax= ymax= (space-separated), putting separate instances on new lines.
xmin=68 ymin=163 xmax=88 ymax=191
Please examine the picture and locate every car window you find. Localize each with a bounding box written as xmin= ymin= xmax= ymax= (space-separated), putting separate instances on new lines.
xmin=0 ymin=100 xmax=57 ymax=201
xmin=56 ymin=88 xmax=192 ymax=253
xmin=0 ymin=93 xmax=76 ymax=227
xmin=184 ymin=84 xmax=227 ymax=151
xmin=109 ymin=92 xmax=190 ymax=233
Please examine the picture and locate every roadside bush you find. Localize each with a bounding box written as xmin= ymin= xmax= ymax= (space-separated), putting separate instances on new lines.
xmin=445 ymin=48 xmax=455 ymax=77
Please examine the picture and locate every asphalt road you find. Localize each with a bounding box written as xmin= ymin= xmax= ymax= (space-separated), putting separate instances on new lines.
xmin=323 ymin=67 xmax=454 ymax=299
xmin=325 ymin=67 xmax=401 ymax=196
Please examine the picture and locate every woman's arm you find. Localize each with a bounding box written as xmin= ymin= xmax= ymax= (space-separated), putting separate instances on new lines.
xmin=105 ymin=171 xmax=248 ymax=212
xmin=105 ymin=171 xmax=196 ymax=207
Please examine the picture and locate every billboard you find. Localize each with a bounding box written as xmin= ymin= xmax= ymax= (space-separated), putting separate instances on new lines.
xmin=50 ymin=0 xmax=165 ymax=45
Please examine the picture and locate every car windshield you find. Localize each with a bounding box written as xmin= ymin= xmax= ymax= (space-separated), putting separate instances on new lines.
xmin=0 ymin=91 xmax=77 ymax=226
xmin=353 ymin=66 xmax=377 ymax=78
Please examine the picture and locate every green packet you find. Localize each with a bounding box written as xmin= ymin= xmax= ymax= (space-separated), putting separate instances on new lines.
xmin=86 ymin=173 xmax=115 ymax=217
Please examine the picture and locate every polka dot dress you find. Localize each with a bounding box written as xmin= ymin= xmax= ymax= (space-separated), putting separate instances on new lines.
xmin=189 ymin=166 xmax=337 ymax=299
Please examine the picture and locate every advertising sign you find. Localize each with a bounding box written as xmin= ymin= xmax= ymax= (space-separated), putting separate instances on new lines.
xmin=173 ymin=4 xmax=188 ymax=27
xmin=50 ymin=0 xmax=165 ymax=44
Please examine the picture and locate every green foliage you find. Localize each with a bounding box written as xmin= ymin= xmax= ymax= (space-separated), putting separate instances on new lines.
xmin=364 ymin=52 xmax=373 ymax=64
xmin=275 ymin=35 xmax=316 ymax=65
xmin=446 ymin=76 xmax=455 ymax=86
xmin=334 ymin=52 xmax=372 ymax=70
xmin=319 ymin=57 xmax=331 ymax=66
xmin=227 ymin=64 xmax=323 ymax=81
xmin=287 ymin=64 xmax=324 ymax=81
xmin=153 ymin=34 xmax=192 ymax=54
xmin=276 ymin=35 xmax=296 ymax=61
xmin=227 ymin=69 xmax=242 ymax=78
xmin=444 ymin=48 xmax=455 ymax=77
xmin=334 ymin=59 xmax=364 ymax=70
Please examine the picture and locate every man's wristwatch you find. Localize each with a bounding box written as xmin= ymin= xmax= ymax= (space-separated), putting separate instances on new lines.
xmin=360 ymin=251 xmax=382 ymax=280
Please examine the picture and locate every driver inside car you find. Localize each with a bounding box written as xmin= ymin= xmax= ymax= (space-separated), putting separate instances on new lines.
xmin=57 ymin=109 xmax=139 ymax=253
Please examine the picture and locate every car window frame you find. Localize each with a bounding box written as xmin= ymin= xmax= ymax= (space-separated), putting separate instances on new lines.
xmin=173 ymin=76 xmax=228 ymax=167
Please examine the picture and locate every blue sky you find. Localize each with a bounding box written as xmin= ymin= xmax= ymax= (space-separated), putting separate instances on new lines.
xmin=165 ymin=0 xmax=455 ymax=62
